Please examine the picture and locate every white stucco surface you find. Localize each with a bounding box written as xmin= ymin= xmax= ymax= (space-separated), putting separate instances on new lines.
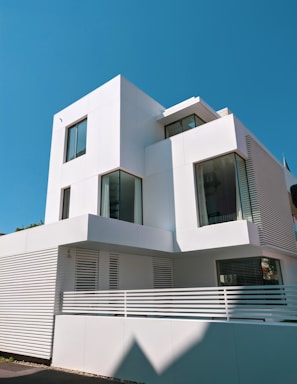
xmin=52 ymin=315 xmax=297 ymax=384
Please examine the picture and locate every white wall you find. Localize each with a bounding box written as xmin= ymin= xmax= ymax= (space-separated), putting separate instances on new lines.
xmin=52 ymin=315 xmax=297 ymax=384
xmin=173 ymin=246 xmax=297 ymax=287
xmin=45 ymin=75 xmax=165 ymax=224
xmin=45 ymin=76 xmax=122 ymax=223
xmin=56 ymin=247 xmax=155 ymax=292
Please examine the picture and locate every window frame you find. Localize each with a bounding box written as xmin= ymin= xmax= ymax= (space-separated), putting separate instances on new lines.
xmin=61 ymin=187 xmax=71 ymax=220
xmin=216 ymin=257 xmax=283 ymax=286
xmin=165 ymin=114 xmax=205 ymax=138
xmin=195 ymin=153 xmax=253 ymax=227
xmin=65 ymin=118 xmax=87 ymax=162
xmin=100 ymin=170 xmax=143 ymax=224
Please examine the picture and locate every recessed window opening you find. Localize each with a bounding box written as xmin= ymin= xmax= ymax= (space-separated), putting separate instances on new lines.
xmin=61 ymin=187 xmax=70 ymax=220
xmin=165 ymin=114 xmax=205 ymax=138
xmin=195 ymin=153 xmax=253 ymax=226
xmin=217 ymin=257 xmax=283 ymax=286
xmin=101 ymin=170 xmax=142 ymax=224
xmin=66 ymin=118 xmax=87 ymax=162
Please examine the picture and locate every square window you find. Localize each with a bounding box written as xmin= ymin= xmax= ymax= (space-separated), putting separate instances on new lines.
xmin=66 ymin=119 xmax=87 ymax=162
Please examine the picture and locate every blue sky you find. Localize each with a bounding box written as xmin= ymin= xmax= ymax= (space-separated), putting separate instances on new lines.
xmin=0 ymin=0 xmax=296 ymax=234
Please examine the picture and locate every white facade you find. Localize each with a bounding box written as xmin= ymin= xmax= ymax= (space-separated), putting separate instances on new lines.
xmin=1 ymin=75 xmax=297 ymax=368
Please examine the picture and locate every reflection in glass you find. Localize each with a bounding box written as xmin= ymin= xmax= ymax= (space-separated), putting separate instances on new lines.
xmin=196 ymin=153 xmax=252 ymax=226
xmin=66 ymin=119 xmax=87 ymax=162
xmin=101 ymin=171 xmax=142 ymax=224
xmin=61 ymin=187 xmax=70 ymax=220
xmin=165 ymin=114 xmax=205 ymax=138
xmin=217 ymin=257 xmax=283 ymax=286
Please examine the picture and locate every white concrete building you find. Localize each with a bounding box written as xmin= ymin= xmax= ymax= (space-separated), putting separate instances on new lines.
xmin=1 ymin=75 xmax=297 ymax=383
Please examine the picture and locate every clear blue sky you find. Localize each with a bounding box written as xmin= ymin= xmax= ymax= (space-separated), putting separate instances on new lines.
xmin=0 ymin=0 xmax=296 ymax=234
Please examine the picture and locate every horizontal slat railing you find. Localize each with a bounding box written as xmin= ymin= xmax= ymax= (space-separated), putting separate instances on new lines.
xmin=61 ymin=285 xmax=297 ymax=323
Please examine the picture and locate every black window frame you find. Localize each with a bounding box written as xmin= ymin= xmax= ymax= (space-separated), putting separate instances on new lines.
xmin=65 ymin=118 xmax=87 ymax=162
xmin=61 ymin=187 xmax=71 ymax=220
xmin=165 ymin=114 xmax=205 ymax=138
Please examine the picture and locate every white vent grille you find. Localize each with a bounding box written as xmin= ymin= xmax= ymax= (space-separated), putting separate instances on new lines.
xmin=153 ymin=257 xmax=173 ymax=288
xmin=0 ymin=248 xmax=58 ymax=359
xmin=246 ymin=136 xmax=296 ymax=253
xmin=75 ymin=249 xmax=99 ymax=291
xmin=109 ymin=254 xmax=119 ymax=290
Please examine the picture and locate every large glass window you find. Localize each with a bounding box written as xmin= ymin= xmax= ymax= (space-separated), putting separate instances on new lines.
xmin=61 ymin=187 xmax=70 ymax=220
xmin=66 ymin=119 xmax=87 ymax=162
xmin=101 ymin=170 xmax=142 ymax=224
xmin=217 ymin=257 xmax=283 ymax=286
xmin=195 ymin=153 xmax=252 ymax=226
xmin=165 ymin=114 xmax=205 ymax=138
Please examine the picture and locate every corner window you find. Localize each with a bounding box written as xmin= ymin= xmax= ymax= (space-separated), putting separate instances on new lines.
xmin=217 ymin=257 xmax=283 ymax=286
xmin=101 ymin=170 xmax=142 ymax=224
xmin=165 ymin=114 xmax=205 ymax=138
xmin=66 ymin=119 xmax=87 ymax=162
xmin=195 ymin=153 xmax=252 ymax=226
xmin=61 ymin=187 xmax=70 ymax=220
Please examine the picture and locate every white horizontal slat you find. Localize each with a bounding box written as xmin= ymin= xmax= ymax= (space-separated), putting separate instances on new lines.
xmin=61 ymin=285 xmax=297 ymax=323
xmin=0 ymin=248 xmax=58 ymax=359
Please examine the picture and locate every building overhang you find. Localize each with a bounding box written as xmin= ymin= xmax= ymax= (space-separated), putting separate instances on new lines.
xmin=157 ymin=97 xmax=220 ymax=126
xmin=0 ymin=214 xmax=175 ymax=257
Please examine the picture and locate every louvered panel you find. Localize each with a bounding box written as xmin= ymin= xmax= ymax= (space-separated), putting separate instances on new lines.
xmin=75 ymin=249 xmax=99 ymax=291
xmin=109 ymin=254 xmax=119 ymax=290
xmin=0 ymin=248 xmax=58 ymax=359
xmin=246 ymin=136 xmax=296 ymax=253
xmin=153 ymin=257 xmax=173 ymax=288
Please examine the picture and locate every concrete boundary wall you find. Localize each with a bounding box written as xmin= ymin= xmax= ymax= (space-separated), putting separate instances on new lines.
xmin=52 ymin=315 xmax=297 ymax=384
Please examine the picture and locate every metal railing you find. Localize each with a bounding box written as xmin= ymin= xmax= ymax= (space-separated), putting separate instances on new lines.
xmin=61 ymin=285 xmax=297 ymax=323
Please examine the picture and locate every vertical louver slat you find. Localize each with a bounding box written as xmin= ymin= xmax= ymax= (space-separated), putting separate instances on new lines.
xmin=153 ymin=257 xmax=173 ymax=289
xmin=0 ymin=248 xmax=58 ymax=359
xmin=246 ymin=136 xmax=296 ymax=253
xmin=75 ymin=249 xmax=99 ymax=291
xmin=109 ymin=254 xmax=119 ymax=290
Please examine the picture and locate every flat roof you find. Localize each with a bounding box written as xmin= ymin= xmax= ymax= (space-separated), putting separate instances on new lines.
xmin=157 ymin=97 xmax=220 ymax=126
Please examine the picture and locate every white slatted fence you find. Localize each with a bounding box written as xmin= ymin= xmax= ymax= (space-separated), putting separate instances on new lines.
xmin=61 ymin=285 xmax=297 ymax=323
xmin=0 ymin=248 xmax=58 ymax=359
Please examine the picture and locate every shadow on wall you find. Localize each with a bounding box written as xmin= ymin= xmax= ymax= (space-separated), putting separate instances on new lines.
xmin=114 ymin=321 xmax=297 ymax=384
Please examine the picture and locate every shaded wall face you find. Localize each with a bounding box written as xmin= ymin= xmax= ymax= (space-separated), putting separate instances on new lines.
xmin=246 ymin=136 xmax=297 ymax=253
xmin=52 ymin=315 xmax=297 ymax=384
xmin=173 ymin=249 xmax=297 ymax=287
xmin=56 ymin=247 xmax=174 ymax=292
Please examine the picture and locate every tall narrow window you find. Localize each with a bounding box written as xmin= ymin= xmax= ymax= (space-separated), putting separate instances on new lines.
xmin=66 ymin=119 xmax=87 ymax=162
xmin=61 ymin=187 xmax=70 ymax=220
xmin=101 ymin=170 xmax=142 ymax=224
xmin=195 ymin=153 xmax=252 ymax=226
